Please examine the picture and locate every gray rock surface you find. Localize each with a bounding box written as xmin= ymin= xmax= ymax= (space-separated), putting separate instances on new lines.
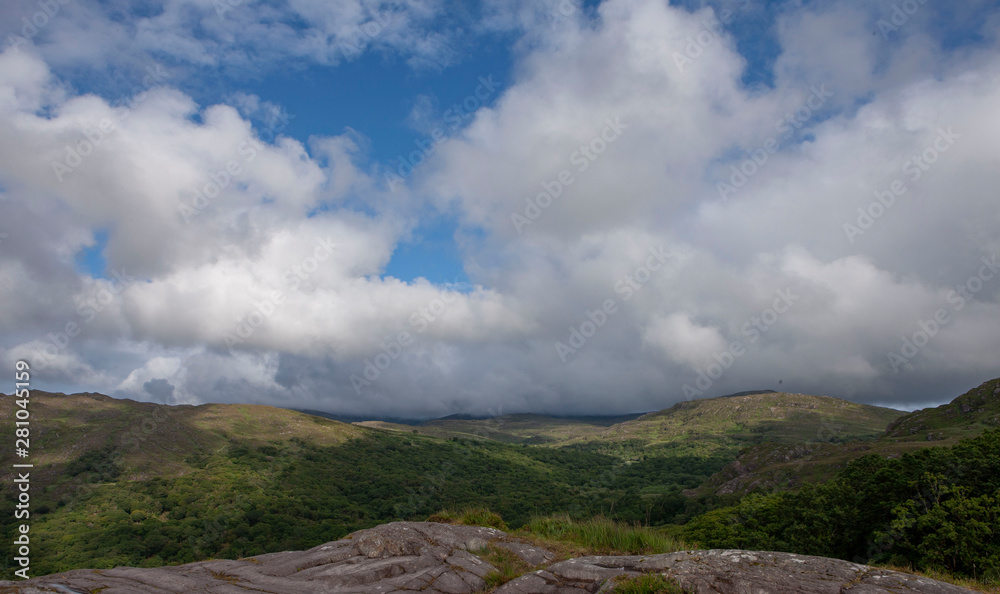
xmin=0 ymin=522 xmax=976 ymax=593
xmin=497 ymin=549 xmax=977 ymax=593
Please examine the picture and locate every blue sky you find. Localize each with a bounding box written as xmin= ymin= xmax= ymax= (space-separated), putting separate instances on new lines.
xmin=2 ymin=0 xmax=1000 ymax=416
xmin=67 ymin=30 xmax=516 ymax=286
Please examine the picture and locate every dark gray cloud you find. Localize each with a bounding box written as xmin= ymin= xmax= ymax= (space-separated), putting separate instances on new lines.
xmin=142 ymin=378 xmax=175 ymax=403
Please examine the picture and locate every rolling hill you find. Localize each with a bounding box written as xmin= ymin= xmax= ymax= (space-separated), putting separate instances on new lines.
xmin=693 ymin=376 xmax=1000 ymax=496
xmin=578 ymin=391 xmax=902 ymax=451
xmin=0 ymin=391 xmax=363 ymax=484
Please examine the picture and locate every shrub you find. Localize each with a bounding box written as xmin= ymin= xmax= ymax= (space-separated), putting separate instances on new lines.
xmin=427 ymin=507 xmax=508 ymax=530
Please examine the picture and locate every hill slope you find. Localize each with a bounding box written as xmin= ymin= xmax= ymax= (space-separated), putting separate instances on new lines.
xmin=591 ymin=392 xmax=901 ymax=447
xmin=0 ymin=391 xmax=363 ymax=484
xmin=882 ymin=376 xmax=1000 ymax=443
xmin=694 ymin=377 xmax=1000 ymax=496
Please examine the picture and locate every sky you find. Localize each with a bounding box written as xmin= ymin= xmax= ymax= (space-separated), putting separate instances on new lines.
xmin=1 ymin=0 xmax=999 ymax=418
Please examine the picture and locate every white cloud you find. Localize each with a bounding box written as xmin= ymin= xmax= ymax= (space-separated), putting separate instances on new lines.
xmin=1 ymin=0 xmax=999 ymax=416
xmin=643 ymin=313 xmax=728 ymax=368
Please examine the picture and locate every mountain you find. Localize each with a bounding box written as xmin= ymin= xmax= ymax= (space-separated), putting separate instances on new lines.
xmin=579 ymin=391 xmax=901 ymax=452
xmin=881 ymin=376 xmax=1000 ymax=443
xmin=693 ymin=377 xmax=1000 ymax=496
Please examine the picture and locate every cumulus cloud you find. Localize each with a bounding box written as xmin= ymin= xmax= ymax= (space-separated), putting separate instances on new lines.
xmin=1 ymin=0 xmax=999 ymax=417
xmin=3 ymin=0 xmax=455 ymax=76
xmin=643 ymin=313 xmax=728 ymax=368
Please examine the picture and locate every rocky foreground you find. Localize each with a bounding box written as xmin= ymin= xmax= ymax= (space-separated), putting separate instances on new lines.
xmin=0 ymin=521 xmax=975 ymax=593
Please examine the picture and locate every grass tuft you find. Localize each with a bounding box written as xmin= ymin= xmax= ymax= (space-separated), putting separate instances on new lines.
xmin=875 ymin=564 xmax=1000 ymax=594
xmin=476 ymin=543 xmax=536 ymax=590
xmin=521 ymin=514 xmax=687 ymax=555
xmin=427 ymin=507 xmax=508 ymax=531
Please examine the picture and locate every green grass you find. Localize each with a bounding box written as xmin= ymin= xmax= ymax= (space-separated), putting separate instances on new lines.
xmin=428 ymin=507 xmax=508 ymax=530
xmin=521 ymin=514 xmax=688 ymax=555
xmin=874 ymin=564 xmax=1000 ymax=594
xmin=609 ymin=573 xmax=688 ymax=593
xmin=476 ymin=543 xmax=536 ymax=590
xmin=436 ymin=509 xmax=691 ymax=591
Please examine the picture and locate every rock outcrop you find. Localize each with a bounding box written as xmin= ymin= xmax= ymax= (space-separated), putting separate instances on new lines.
xmin=496 ymin=549 xmax=975 ymax=593
xmin=0 ymin=522 xmax=975 ymax=593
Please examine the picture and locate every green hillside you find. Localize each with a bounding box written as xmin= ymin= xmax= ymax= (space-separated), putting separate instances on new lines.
xmin=693 ymin=377 xmax=1000 ymax=497
xmin=585 ymin=391 xmax=902 ymax=448
xmin=683 ymin=427 xmax=1000 ymax=585
xmin=0 ymin=391 xmax=724 ymax=576
xmin=0 ymin=391 xmax=363 ymax=484
xmin=882 ymin=376 xmax=1000 ymax=443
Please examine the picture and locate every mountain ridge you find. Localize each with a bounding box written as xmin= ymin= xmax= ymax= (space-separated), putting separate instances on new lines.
xmin=692 ymin=376 xmax=1000 ymax=496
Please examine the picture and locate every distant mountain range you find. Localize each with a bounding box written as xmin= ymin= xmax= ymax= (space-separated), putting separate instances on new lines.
xmin=353 ymin=390 xmax=901 ymax=457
